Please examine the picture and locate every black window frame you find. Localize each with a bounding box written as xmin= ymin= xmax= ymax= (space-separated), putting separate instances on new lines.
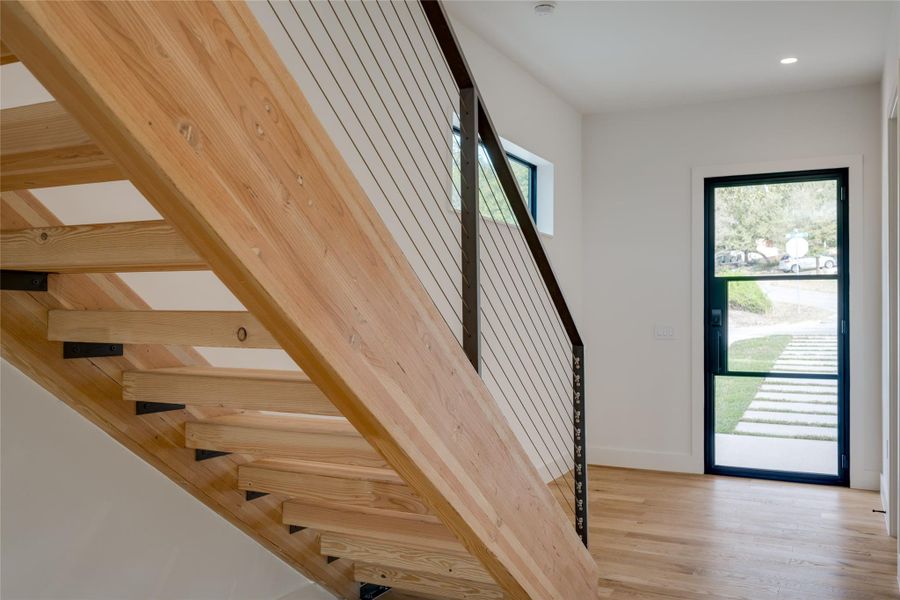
xmin=506 ymin=152 xmax=538 ymax=222
xmin=703 ymin=167 xmax=850 ymax=486
xmin=452 ymin=127 xmax=538 ymax=222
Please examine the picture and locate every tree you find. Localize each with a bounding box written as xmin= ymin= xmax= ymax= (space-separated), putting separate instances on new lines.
xmin=714 ymin=180 xmax=837 ymax=273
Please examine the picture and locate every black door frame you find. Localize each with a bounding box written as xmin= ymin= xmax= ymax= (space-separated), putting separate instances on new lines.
xmin=703 ymin=168 xmax=850 ymax=486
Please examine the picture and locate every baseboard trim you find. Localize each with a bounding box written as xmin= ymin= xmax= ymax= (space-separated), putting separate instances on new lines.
xmin=587 ymin=446 xmax=881 ymax=489
xmin=588 ymin=446 xmax=702 ymax=474
xmin=853 ymin=469 xmax=880 ymax=491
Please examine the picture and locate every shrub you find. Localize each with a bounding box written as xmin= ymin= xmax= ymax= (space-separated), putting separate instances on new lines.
xmin=728 ymin=280 xmax=771 ymax=314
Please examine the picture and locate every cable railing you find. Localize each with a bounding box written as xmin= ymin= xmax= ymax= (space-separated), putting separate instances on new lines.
xmin=264 ymin=0 xmax=587 ymax=546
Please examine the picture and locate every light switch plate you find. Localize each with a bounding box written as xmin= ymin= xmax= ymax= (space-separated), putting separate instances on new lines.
xmin=654 ymin=325 xmax=675 ymax=340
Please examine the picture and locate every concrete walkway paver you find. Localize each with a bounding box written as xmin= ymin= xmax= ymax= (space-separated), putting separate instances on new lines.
xmin=733 ymin=334 xmax=838 ymax=443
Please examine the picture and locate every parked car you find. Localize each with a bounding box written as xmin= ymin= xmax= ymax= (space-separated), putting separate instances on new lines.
xmin=715 ymin=250 xmax=745 ymax=268
xmin=778 ymin=254 xmax=836 ymax=273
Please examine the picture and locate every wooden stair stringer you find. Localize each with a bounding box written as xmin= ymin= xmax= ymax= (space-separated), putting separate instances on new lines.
xmin=1 ymin=1 xmax=601 ymax=594
xmin=0 ymin=190 xmax=359 ymax=599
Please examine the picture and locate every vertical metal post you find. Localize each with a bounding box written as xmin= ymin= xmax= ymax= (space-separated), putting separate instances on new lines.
xmin=460 ymin=87 xmax=480 ymax=372
xmin=573 ymin=344 xmax=588 ymax=547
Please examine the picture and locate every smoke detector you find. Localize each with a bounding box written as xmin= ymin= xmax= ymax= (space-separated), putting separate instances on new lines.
xmin=534 ymin=2 xmax=556 ymax=16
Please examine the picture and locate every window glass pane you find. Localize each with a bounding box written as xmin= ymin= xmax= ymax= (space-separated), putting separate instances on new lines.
xmin=727 ymin=279 xmax=837 ymax=375
xmin=714 ymin=374 xmax=838 ymax=474
xmin=451 ymin=133 xmax=534 ymax=225
xmin=714 ymin=179 xmax=838 ymax=277
xmin=509 ymin=158 xmax=533 ymax=212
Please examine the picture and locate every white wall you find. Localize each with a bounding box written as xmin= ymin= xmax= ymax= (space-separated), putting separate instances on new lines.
xmin=582 ymin=84 xmax=883 ymax=488
xmin=880 ymin=0 xmax=900 ymax=543
xmin=0 ymin=360 xmax=331 ymax=600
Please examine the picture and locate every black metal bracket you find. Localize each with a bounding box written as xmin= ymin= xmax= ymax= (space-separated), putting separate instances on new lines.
xmin=195 ymin=449 xmax=230 ymax=462
xmin=245 ymin=490 xmax=268 ymax=501
xmin=359 ymin=583 xmax=391 ymax=600
xmin=63 ymin=342 xmax=123 ymax=359
xmin=1 ymin=270 xmax=48 ymax=291
xmin=459 ymin=87 xmax=481 ymax=373
xmin=573 ymin=344 xmax=588 ymax=548
xmin=288 ymin=524 xmax=305 ymax=534
xmin=136 ymin=401 xmax=185 ymax=415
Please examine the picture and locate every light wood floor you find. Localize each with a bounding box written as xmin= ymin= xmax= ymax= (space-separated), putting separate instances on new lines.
xmin=392 ymin=465 xmax=898 ymax=598
xmin=588 ymin=465 xmax=898 ymax=599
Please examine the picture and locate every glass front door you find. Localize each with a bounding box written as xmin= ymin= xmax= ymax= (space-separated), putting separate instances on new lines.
xmin=704 ymin=169 xmax=849 ymax=484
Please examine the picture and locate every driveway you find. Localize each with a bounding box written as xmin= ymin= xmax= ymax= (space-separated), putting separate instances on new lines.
xmin=758 ymin=280 xmax=837 ymax=313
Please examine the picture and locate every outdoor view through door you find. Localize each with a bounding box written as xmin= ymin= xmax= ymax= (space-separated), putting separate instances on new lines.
xmin=704 ymin=169 xmax=849 ymax=484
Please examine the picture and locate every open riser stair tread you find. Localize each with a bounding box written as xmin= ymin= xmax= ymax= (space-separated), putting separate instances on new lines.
xmin=354 ymin=564 xmax=505 ymax=600
xmin=283 ymin=502 xmax=453 ymax=548
xmin=123 ymin=367 xmax=340 ymax=416
xmin=320 ymin=532 xmax=494 ymax=585
xmin=47 ymin=309 xmax=279 ymax=348
xmin=185 ymin=414 xmax=388 ymax=468
xmin=245 ymin=459 xmax=406 ymax=485
xmin=1 ymin=220 xmax=205 ymax=272
xmin=239 ymin=462 xmax=431 ymax=517
xmin=1 ymin=39 xmax=17 ymax=64
xmin=0 ymin=101 xmax=121 ymax=191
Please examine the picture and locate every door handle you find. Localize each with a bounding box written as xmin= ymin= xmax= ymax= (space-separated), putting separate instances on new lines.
xmin=715 ymin=331 xmax=721 ymax=373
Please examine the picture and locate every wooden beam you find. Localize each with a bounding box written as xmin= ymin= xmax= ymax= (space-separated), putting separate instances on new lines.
xmin=1 ymin=40 xmax=17 ymax=64
xmin=47 ymin=310 xmax=279 ymax=348
xmin=0 ymin=190 xmax=357 ymax=598
xmin=282 ymin=502 xmax=451 ymax=547
xmin=354 ymin=564 xmax=504 ymax=600
xmin=1 ymin=220 xmax=205 ymax=273
xmin=239 ymin=461 xmax=430 ymax=517
xmin=123 ymin=367 xmax=339 ymax=416
xmin=320 ymin=532 xmax=493 ymax=585
xmin=2 ymin=3 xmax=599 ymax=597
xmin=0 ymin=101 xmax=120 ymax=190
xmin=185 ymin=414 xmax=387 ymax=468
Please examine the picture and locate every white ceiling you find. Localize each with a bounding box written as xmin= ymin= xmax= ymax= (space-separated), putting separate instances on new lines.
xmin=445 ymin=1 xmax=894 ymax=114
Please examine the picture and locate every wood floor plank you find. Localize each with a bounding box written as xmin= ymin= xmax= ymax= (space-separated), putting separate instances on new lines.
xmin=584 ymin=466 xmax=899 ymax=600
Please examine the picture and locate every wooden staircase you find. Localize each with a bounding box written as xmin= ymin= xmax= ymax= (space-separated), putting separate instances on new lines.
xmin=0 ymin=2 xmax=599 ymax=599
xmin=1 ymin=189 xmax=503 ymax=599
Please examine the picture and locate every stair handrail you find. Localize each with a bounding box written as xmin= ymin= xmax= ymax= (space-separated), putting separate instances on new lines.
xmin=420 ymin=0 xmax=588 ymax=545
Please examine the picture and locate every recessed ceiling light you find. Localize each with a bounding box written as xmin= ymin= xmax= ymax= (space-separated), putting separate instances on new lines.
xmin=780 ymin=57 xmax=799 ymax=65
xmin=534 ymin=2 xmax=556 ymax=16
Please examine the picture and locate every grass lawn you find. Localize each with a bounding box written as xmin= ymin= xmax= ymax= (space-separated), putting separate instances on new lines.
xmin=715 ymin=335 xmax=791 ymax=434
